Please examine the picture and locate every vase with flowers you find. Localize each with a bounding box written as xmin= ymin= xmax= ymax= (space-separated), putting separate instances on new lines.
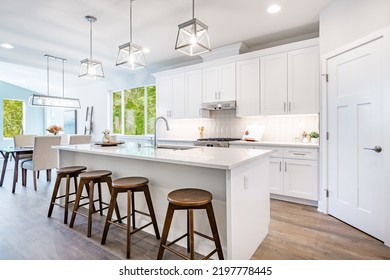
xmin=46 ymin=125 xmax=63 ymax=135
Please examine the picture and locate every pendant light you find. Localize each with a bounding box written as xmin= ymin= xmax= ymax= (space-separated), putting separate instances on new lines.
xmin=79 ymin=15 xmax=104 ymax=79
xmin=175 ymin=0 xmax=211 ymax=56
xmin=116 ymin=0 xmax=146 ymax=70
xmin=30 ymin=55 xmax=81 ymax=109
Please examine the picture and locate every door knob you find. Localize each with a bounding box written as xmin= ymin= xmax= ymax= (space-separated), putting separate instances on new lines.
xmin=364 ymin=145 xmax=382 ymax=153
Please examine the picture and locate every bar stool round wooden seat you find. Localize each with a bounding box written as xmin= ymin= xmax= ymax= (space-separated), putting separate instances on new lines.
xmin=47 ymin=166 xmax=87 ymax=224
xmin=101 ymin=176 xmax=160 ymax=259
xmin=157 ymin=188 xmax=224 ymax=260
xmin=69 ymin=170 xmax=121 ymax=237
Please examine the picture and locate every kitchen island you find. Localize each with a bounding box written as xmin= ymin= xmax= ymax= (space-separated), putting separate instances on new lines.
xmin=56 ymin=142 xmax=272 ymax=260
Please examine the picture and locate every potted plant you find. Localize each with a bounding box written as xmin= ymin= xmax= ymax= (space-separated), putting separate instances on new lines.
xmin=309 ymin=131 xmax=319 ymax=144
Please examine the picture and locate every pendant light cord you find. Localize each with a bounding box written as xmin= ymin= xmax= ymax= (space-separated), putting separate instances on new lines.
xmin=89 ymin=19 xmax=93 ymax=59
xmin=44 ymin=54 xmax=67 ymax=98
xmin=192 ymin=0 xmax=195 ymax=19
xmin=130 ymin=0 xmax=133 ymax=42
xmin=62 ymin=59 xmax=65 ymax=98
xmin=47 ymin=55 xmax=50 ymax=96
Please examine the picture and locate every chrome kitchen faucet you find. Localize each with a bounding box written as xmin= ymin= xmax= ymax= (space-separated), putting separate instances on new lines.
xmin=154 ymin=116 xmax=170 ymax=149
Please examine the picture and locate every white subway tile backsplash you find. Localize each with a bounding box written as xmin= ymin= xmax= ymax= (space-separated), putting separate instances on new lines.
xmin=161 ymin=111 xmax=319 ymax=142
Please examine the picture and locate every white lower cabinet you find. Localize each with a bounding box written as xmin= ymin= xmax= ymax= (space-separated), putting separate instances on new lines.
xmin=230 ymin=144 xmax=319 ymax=202
xmin=269 ymin=147 xmax=318 ymax=201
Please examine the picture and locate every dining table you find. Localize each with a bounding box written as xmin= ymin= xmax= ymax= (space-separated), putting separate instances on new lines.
xmin=0 ymin=146 xmax=33 ymax=193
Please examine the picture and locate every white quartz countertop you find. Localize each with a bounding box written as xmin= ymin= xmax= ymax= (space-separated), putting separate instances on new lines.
xmin=56 ymin=142 xmax=273 ymax=170
xmin=229 ymin=140 xmax=319 ymax=149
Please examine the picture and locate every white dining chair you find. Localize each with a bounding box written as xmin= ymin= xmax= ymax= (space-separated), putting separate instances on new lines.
xmin=21 ymin=136 xmax=62 ymax=191
xmin=69 ymin=135 xmax=92 ymax=145
xmin=13 ymin=134 xmax=37 ymax=164
xmin=13 ymin=134 xmax=36 ymax=148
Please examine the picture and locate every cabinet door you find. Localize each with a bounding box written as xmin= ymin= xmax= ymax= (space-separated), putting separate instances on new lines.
xmin=287 ymin=46 xmax=320 ymax=114
xmin=156 ymin=76 xmax=172 ymax=118
xmin=219 ymin=63 xmax=236 ymax=101
xmin=171 ymin=74 xmax=186 ymax=119
xmin=236 ymin=58 xmax=260 ymax=116
xmin=202 ymin=66 xmax=219 ymax=102
xmin=260 ymin=53 xmax=288 ymax=115
xmin=186 ymin=70 xmax=209 ymax=118
xmin=269 ymin=157 xmax=284 ymax=195
xmin=284 ymin=158 xmax=318 ymax=200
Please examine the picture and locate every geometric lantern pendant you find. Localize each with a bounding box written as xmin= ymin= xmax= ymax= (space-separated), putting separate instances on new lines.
xmin=79 ymin=58 xmax=105 ymax=79
xmin=175 ymin=18 xmax=211 ymax=56
xmin=79 ymin=15 xmax=104 ymax=79
xmin=116 ymin=42 xmax=146 ymax=70
xmin=115 ymin=0 xmax=146 ymax=71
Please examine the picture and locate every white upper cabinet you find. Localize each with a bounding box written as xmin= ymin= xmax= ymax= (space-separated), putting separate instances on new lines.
xmin=156 ymin=74 xmax=185 ymax=119
xmin=156 ymin=70 xmax=208 ymax=119
xmin=236 ymin=58 xmax=260 ymax=116
xmin=260 ymin=46 xmax=319 ymax=115
xmin=260 ymin=53 xmax=288 ymax=115
xmin=287 ymin=46 xmax=320 ymax=114
xmin=171 ymin=73 xmax=186 ymax=119
xmin=202 ymin=63 xmax=236 ymax=102
xmin=186 ymin=70 xmax=209 ymax=119
xmin=156 ymin=75 xmax=173 ymax=118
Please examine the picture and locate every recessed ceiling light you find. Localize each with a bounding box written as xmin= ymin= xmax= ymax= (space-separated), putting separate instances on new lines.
xmin=1 ymin=43 xmax=14 ymax=49
xmin=267 ymin=5 xmax=281 ymax=14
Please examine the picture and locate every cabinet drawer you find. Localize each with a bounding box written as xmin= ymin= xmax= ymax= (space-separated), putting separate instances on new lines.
xmin=255 ymin=146 xmax=283 ymax=157
xmin=284 ymin=148 xmax=317 ymax=160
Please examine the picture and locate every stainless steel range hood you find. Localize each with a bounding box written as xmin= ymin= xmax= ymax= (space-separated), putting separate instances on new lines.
xmin=201 ymin=100 xmax=236 ymax=110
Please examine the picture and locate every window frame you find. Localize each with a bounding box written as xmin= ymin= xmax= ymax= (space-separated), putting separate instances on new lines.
xmin=2 ymin=98 xmax=25 ymax=139
xmin=110 ymin=84 xmax=156 ymax=136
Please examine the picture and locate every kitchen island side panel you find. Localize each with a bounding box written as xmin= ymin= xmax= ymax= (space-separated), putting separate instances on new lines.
xmin=227 ymin=155 xmax=270 ymax=260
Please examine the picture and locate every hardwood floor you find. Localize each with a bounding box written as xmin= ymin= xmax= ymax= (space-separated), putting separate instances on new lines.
xmin=0 ymin=166 xmax=389 ymax=260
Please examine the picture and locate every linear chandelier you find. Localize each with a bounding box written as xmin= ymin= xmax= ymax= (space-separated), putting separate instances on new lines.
xmin=116 ymin=0 xmax=146 ymax=70
xmin=30 ymin=55 xmax=81 ymax=109
xmin=175 ymin=0 xmax=211 ymax=56
xmin=79 ymin=15 xmax=104 ymax=79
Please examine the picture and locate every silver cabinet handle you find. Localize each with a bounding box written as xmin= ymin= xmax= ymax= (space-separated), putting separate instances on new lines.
xmin=285 ymin=162 xmax=287 ymax=172
xmin=284 ymin=102 xmax=286 ymax=112
xmin=279 ymin=161 xmax=282 ymax=172
xmin=293 ymin=153 xmax=307 ymax=156
xmin=364 ymin=145 xmax=382 ymax=153
xmin=289 ymin=102 xmax=291 ymax=111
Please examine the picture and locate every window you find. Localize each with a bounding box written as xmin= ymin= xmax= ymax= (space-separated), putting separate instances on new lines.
xmin=3 ymin=99 xmax=24 ymax=137
xmin=111 ymin=85 xmax=156 ymax=135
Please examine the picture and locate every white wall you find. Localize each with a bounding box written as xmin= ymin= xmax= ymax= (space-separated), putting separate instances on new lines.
xmin=319 ymin=0 xmax=390 ymax=55
xmin=0 ymin=81 xmax=45 ymax=144
xmin=66 ymin=70 xmax=154 ymax=140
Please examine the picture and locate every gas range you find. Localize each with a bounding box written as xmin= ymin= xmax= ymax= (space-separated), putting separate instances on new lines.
xmin=194 ymin=137 xmax=241 ymax=148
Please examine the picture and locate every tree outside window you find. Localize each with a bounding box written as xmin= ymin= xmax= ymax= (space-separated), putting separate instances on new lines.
xmin=3 ymin=99 xmax=24 ymax=137
xmin=111 ymin=85 xmax=156 ymax=135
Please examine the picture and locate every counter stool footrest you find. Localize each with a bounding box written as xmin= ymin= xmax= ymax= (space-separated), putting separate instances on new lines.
xmin=202 ymin=249 xmax=218 ymax=260
xmin=194 ymin=230 xmax=214 ymax=241
xmin=161 ymin=245 xmax=191 ymax=260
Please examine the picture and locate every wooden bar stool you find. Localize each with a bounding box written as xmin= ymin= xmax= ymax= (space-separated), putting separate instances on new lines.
xmin=101 ymin=176 xmax=160 ymax=259
xmin=157 ymin=188 xmax=224 ymax=260
xmin=69 ymin=170 xmax=121 ymax=237
xmin=47 ymin=166 xmax=87 ymax=224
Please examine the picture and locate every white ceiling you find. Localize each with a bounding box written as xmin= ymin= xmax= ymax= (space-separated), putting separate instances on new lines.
xmin=0 ymin=0 xmax=334 ymax=94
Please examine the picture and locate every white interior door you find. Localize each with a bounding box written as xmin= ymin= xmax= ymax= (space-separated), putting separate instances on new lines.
xmin=327 ymin=38 xmax=385 ymax=240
